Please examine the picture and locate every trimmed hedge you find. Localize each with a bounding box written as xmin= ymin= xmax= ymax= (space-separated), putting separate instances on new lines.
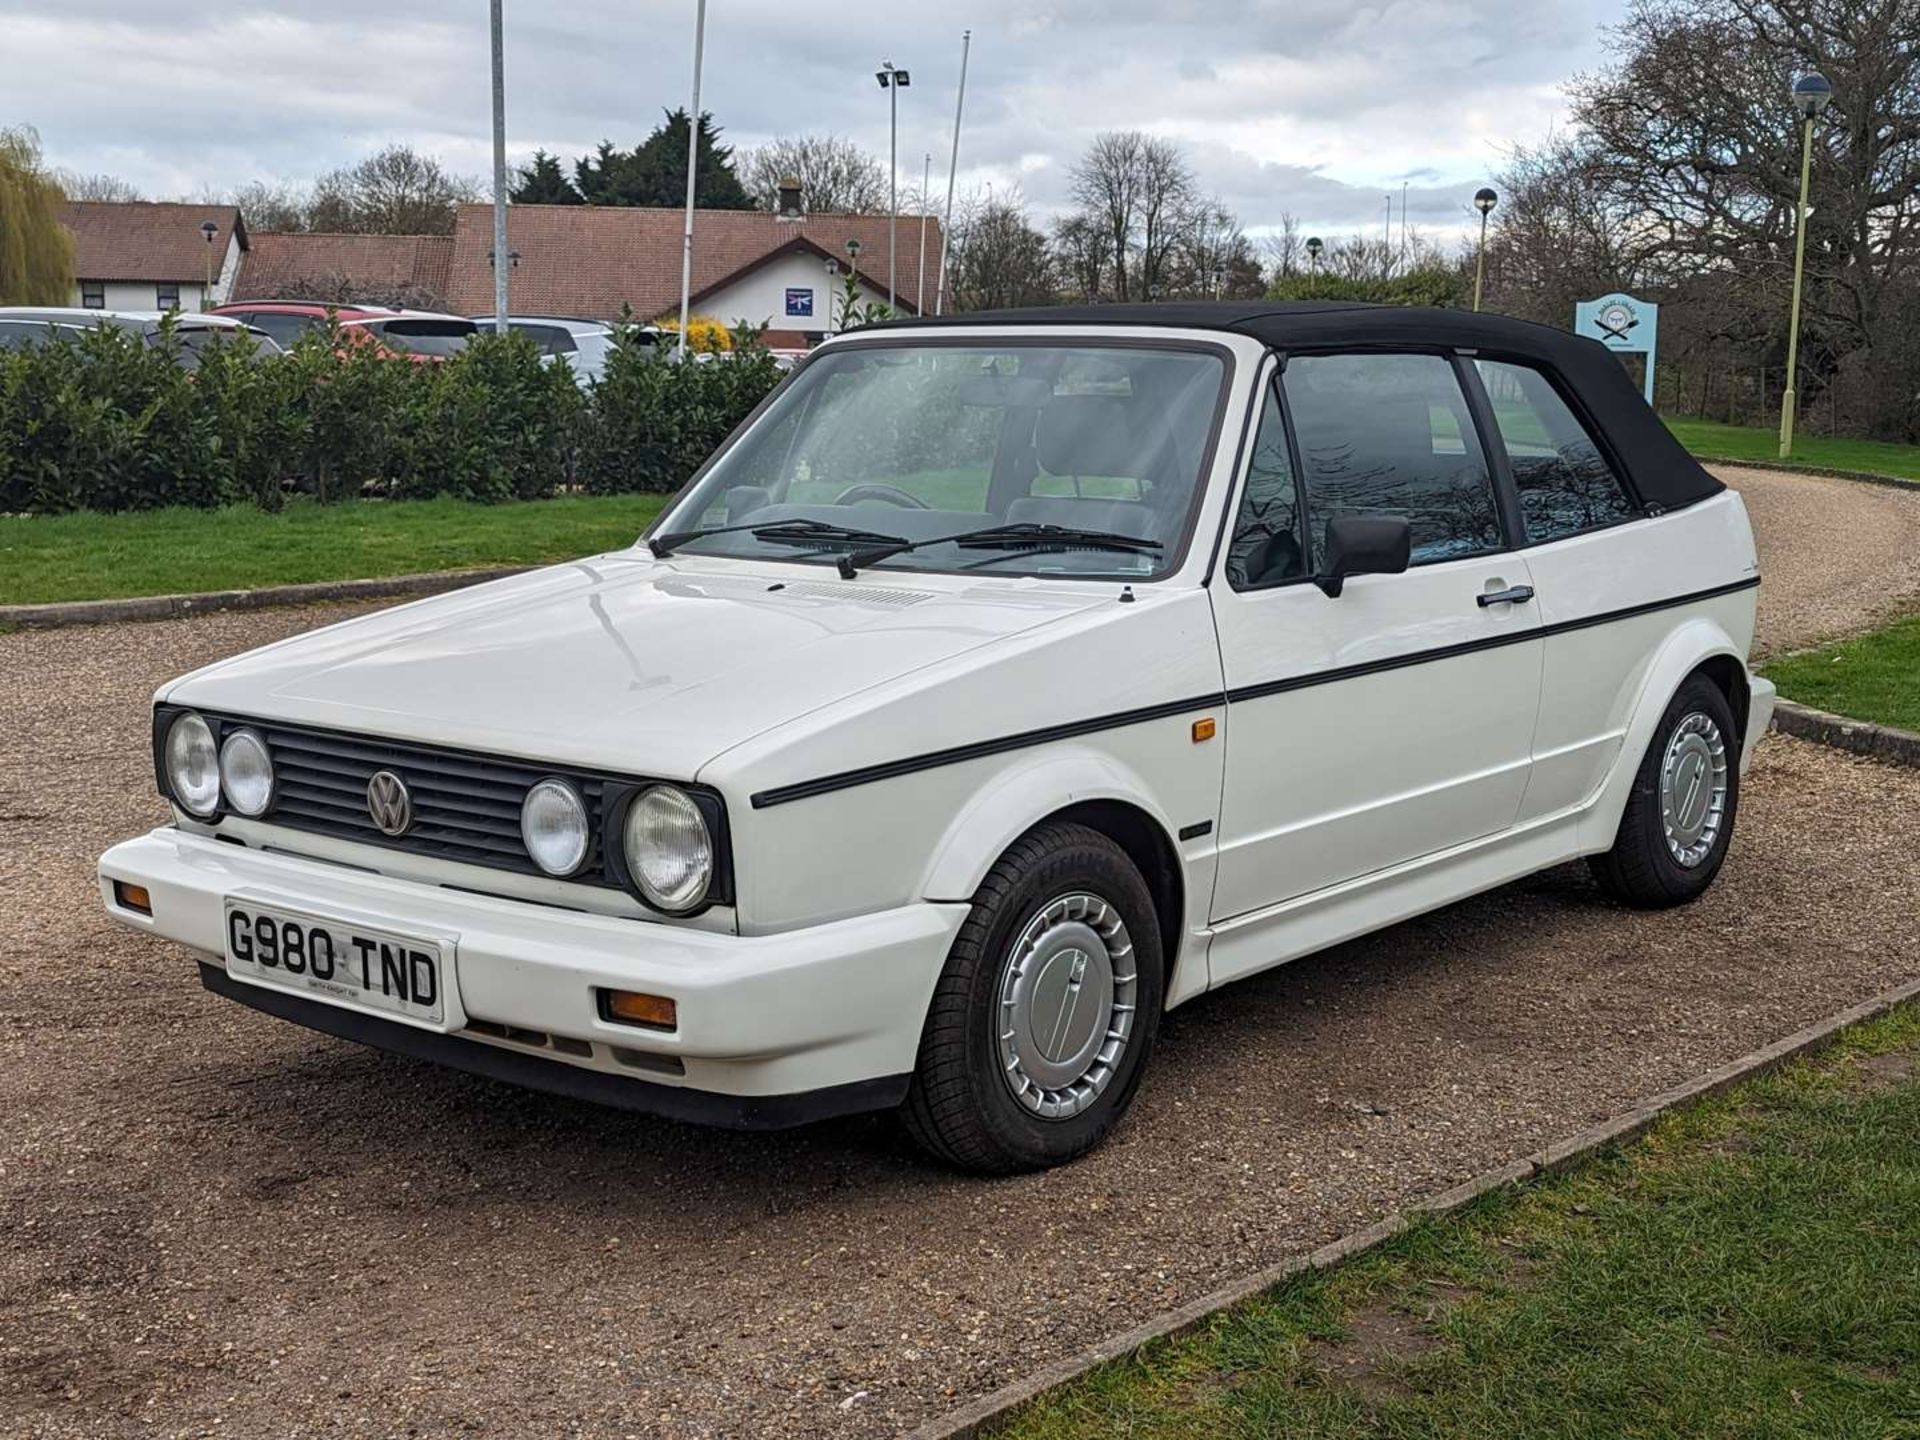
xmin=0 ymin=320 xmax=784 ymax=515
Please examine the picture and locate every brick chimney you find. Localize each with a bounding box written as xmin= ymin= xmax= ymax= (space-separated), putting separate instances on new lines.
xmin=775 ymin=177 xmax=804 ymax=221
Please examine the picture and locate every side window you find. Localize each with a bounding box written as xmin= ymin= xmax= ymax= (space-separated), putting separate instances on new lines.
xmin=1225 ymin=381 xmax=1306 ymax=589
xmin=1475 ymin=359 xmax=1639 ymax=543
xmin=1284 ymin=352 xmax=1503 ymax=566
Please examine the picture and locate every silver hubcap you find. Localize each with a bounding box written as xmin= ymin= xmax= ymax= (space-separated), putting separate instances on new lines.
xmin=1660 ymin=712 xmax=1729 ymax=868
xmin=996 ymin=893 xmax=1137 ymax=1119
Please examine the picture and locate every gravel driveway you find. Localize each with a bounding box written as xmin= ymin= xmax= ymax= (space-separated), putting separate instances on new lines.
xmin=4 ymin=467 xmax=1918 ymax=1439
xmin=1716 ymin=464 xmax=1920 ymax=655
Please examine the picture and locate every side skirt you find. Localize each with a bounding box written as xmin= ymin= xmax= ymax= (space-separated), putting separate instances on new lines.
xmin=1201 ymin=810 xmax=1588 ymax=993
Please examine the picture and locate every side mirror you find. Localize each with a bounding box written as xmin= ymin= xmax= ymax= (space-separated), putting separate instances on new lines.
xmin=1314 ymin=514 xmax=1411 ymax=597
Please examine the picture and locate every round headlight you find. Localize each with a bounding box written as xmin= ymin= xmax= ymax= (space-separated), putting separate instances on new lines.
xmin=521 ymin=778 xmax=590 ymax=877
xmin=164 ymin=711 xmax=220 ymax=816
xmin=623 ymin=785 xmax=713 ymax=912
xmin=218 ymin=727 xmax=275 ymax=817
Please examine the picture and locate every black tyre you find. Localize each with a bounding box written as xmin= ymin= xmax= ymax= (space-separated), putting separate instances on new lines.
xmin=901 ymin=822 xmax=1164 ymax=1173
xmin=1589 ymin=673 xmax=1741 ymax=908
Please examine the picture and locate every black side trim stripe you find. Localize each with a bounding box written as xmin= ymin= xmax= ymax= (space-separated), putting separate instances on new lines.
xmin=749 ymin=692 xmax=1226 ymax=809
xmin=1178 ymin=820 xmax=1214 ymax=840
xmin=1227 ymin=575 xmax=1758 ymax=704
xmin=748 ymin=575 xmax=1759 ymax=808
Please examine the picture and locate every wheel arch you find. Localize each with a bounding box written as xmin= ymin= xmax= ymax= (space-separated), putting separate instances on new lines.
xmin=1578 ymin=617 xmax=1749 ymax=854
xmin=919 ymin=754 xmax=1199 ymax=1007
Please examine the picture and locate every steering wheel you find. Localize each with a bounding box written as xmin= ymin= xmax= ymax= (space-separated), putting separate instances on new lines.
xmin=833 ymin=483 xmax=930 ymax=509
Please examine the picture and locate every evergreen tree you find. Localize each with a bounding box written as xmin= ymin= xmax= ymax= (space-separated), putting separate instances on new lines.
xmin=569 ymin=111 xmax=754 ymax=210
xmin=511 ymin=149 xmax=580 ymax=205
xmin=0 ymin=127 xmax=74 ymax=305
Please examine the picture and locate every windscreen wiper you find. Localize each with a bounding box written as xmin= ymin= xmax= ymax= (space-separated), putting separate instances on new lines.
xmin=841 ymin=521 xmax=1163 ymax=575
xmin=647 ymin=516 xmax=905 ymax=559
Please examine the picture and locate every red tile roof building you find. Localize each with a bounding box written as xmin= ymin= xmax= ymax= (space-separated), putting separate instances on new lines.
xmin=58 ymin=201 xmax=248 ymax=311
xmin=232 ymin=233 xmax=456 ymax=308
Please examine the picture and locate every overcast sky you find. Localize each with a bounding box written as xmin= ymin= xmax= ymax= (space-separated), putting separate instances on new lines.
xmin=5 ymin=0 xmax=1625 ymax=243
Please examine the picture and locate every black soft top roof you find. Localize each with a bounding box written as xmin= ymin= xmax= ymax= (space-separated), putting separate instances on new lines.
xmin=864 ymin=301 xmax=1722 ymax=513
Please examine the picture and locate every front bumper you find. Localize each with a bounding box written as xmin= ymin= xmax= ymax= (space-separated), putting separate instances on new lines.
xmin=100 ymin=828 xmax=967 ymax=1127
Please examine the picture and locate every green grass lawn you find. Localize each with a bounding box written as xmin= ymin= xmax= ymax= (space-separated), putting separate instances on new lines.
xmin=0 ymin=494 xmax=669 ymax=607
xmin=1666 ymin=417 xmax=1920 ymax=482
xmin=1764 ymin=614 xmax=1920 ymax=732
xmin=1000 ymin=1005 xmax=1920 ymax=1440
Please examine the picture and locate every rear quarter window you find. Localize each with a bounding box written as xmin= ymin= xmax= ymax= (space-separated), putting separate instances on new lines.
xmin=1475 ymin=359 xmax=1640 ymax=543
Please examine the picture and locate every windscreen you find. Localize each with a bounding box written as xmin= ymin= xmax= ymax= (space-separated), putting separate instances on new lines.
xmin=653 ymin=343 xmax=1226 ymax=579
xmin=374 ymin=320 xmax=475 ymax=357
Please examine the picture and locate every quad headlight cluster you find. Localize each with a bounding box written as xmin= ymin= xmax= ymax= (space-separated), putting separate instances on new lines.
xmin=164 ymin=710 xmax=275 ymax=819
xmin=519 ymin=778 xmax=715 ymax=911
xmin=162 ymin=709 xmax=720 ymax=914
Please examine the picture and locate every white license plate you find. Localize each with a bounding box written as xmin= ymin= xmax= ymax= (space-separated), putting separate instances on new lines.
xmin=224 ymin=900 xmax=447 ymax=1027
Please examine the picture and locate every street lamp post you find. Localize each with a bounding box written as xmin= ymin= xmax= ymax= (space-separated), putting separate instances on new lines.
xmin=824 ymin=259 xmax=840 ymax=336
xmin=876 ymin=61 xmax=910 ymax=312
xmin=1305 ymin=236 xmax=1322 ymax=296
xmin=1780 ymin=71 xmax=1832 ymax=459
xmin=1472 ymin=187 xmax=1497 ymax=312
xmin=489 ymin=0 xmax=509 ymax=335
xmin=199 ymin=219 xmax=218 ymax=307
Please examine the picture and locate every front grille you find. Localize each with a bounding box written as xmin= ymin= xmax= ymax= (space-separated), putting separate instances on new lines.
xmin=256 ymin=720 xmax=607 ymax=881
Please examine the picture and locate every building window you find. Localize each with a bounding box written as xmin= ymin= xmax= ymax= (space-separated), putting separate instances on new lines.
xmin=80 ymin=282 xmax=105 ymax=309
xmin=156 ymin=283 xmax=181 ymax=311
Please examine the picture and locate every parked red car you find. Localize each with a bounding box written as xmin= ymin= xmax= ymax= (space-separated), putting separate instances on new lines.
xmin=209 ymin=301 xmax=393 ymax=350
xmin=210 ymin=303 xmax=477 ymax=363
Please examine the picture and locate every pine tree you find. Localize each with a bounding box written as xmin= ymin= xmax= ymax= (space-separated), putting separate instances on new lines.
xmin=568 ymin=111 xmax=754 ymax=210
xmin=0 ymin=127 xmax=73 ymax=304
xmin=511 ymin=149 xmax=580 ymax=205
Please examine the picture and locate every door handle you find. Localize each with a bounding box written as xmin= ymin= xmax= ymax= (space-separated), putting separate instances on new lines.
xmin=1476 ymin=584 xmax=1535 ymax=608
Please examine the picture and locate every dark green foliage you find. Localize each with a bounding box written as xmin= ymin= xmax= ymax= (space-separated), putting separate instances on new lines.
xmin=511 ymin=149 xmax=581 ymax=206
xmin=571 ymin=111 xmax=755 ymax=210
xmin=0 ymin=319 xmax=782 ymax=516
xmin=575 ymin=322 xmax=781 ymax=494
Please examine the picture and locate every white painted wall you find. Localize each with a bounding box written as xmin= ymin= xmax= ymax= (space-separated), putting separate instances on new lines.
xmin=70 ymin=234 xmax=243 ymax=310
xmin=698 ymin=249 xmax=895 ymax=336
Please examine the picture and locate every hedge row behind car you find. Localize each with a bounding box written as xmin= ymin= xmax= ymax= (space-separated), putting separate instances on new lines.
xmin=0 ymin=318 xmax=785 ymax=515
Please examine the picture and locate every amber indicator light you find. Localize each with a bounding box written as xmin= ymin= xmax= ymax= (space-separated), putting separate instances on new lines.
xmin=600 ymin=989 xmax=678 ymax=1031
xmin=114 ymin=881 xmax=152 ymax=915
xmin=1191 ymin=717 xmax=1217 ymax=743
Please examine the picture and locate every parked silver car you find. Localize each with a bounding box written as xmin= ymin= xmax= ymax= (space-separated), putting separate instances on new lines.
xmin=0 ymin=307 xmax=282 ymax=366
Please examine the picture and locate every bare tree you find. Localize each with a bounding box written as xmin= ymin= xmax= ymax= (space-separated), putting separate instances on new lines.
xmin=226 ymin=181 xmax=311 ymax=232
xmin=1134 ymin=136 xmax=1196 ymax=298
xmin=306 ymin=145 xmax=481 ymax=235
xmin=1052 ymin=213 xmax=1109 ymax=301
xmin=949 ymin=188 xmax=1057 ymax=310
xmin=54 ymin=171 xmax=142 ymax=202
xmin=1261 ymin=212 xmax=1304 ymax=281
xmin=1068 ymin=131 xmax=1146 ymax=300
xmin=738 ymin=134 xmax=889 ymax=214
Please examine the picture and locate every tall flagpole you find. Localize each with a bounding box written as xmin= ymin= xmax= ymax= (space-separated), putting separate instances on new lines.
xmin=677 ymin=0 xmax=707 ymax=360
xmin=489 ymin=0 xmax=508 ymax=333
xmin=934 ymin=29 xmax=970 ymax=316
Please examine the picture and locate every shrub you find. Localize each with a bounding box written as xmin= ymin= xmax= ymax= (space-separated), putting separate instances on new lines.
xmin=0 ymin=317 xmax=782 ymax=515
xmin=649 ymin=313 xmax=734 ymax=353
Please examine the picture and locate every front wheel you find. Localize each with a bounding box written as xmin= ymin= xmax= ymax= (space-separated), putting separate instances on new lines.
xmin=1589 ymin=673 xmax=1741 ymax=908
xmin=901 ymin=822 xmax=1164 ymax=1173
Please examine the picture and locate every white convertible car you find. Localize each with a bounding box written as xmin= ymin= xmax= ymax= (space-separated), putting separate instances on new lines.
xmin=100 ymin=303 xmax=1772 ymax=1172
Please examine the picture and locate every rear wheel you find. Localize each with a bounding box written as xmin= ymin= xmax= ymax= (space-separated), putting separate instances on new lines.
xmin=1589 ymin=673 xmax=1740 ymax=908
xmin=901 ymin=822 xmax=1163 ymax=1173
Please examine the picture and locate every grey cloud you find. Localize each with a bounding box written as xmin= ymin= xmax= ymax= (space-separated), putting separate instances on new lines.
xmin=0 ymin=0 xmax=1621 ymax=239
